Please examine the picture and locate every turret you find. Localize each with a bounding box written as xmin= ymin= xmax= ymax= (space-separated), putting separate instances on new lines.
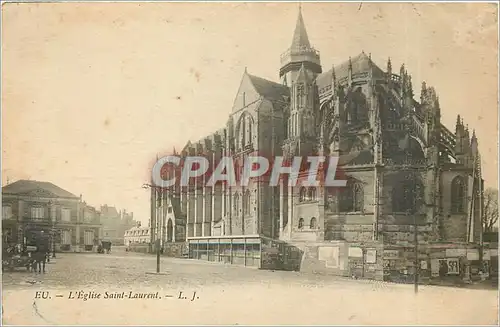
xmin=420 ymin=81 xmax=427 ymax=103
xmin=421 ymin=84 xmax=441 ymax=147
xmin=386 ymin=57 xmax=392 ymax=85
xmin=455 ymin=115 xmax=467 ymax=164
xmin=279 ymin=6 xmax=322 ymax=85
xmin=347 ymin=57 xmax=353 ymax=87
xmin=292 ymin=64 xmax=315 ymax=138
xmin=330 ymin=64 xmax=336 ymax=95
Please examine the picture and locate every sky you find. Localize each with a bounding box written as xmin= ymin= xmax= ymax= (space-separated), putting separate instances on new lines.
xmin=2 ymin=2 xmax=498 ymax=225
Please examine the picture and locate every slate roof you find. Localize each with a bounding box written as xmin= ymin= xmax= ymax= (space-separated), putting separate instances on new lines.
xmin=315 ymin=52 xmax=385 ymax=89
xmin=2 ymin=179 xmax=78 ymax=198
xmin=247 ymin=74 xmax=290 ymax=102
xmin=101 ymin=205 xmax=119 ymax=217
xmin=290 ymin=7 xmax=311 ymax=49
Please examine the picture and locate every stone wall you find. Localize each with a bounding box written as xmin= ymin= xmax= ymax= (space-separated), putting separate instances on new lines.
xmin=288 ymin=240 xmax=385 ymax=280
xmin=163 ymin=242 xmax=188 ymax=258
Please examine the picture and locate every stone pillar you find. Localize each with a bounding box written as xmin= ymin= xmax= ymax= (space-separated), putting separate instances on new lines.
xmin=75 ymin=225 xmax=80 ymax=252
xmin=187 ymin=182 xmax=195 ymax=239
xmin=279 ymin=182 xmax=284 ymax=239
xmin=212 ymin=184 xmax=221 ymax=235
xmin=195 ymin=177 xmax=203 ymax=237
xmin=287 ymin=185 xmax=293 ymax=238
xmin=172 ymin=217 xmax=176 ymax=243
xmin=373 ymin=166 xmax=381 ymax=240
xmin=17 ymin=200 xmax=24 ymax=244
xmin=203 ymin=175 xmax=211 ymax=237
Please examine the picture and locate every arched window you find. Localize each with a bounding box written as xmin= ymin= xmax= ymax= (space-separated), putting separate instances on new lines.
xmin=339 ymin=179 xmax=364 ymax=212
xmin=233 ymin=193 xmax=240 ymax=214
xmin=247 ymin=117 xmax=253 ymax=146
xmin=353 ymin=183 xmax=363 ymax=211
xmin=241 ymin=117 xmax=246 ymax=148
xmin=298 ymin=218 xmax=304 ymax=230
xmin=243 ymin=190 xmax=251 ymax=215
xmin=307 ymin=187 xmax=316 ymax=201
xmin=310 ymin=217 xmax=317 ymax=229
xmin=392 ymin=176 xmax=423 ymax=213
xmin=299 ymin=187 xmax=307 ymax=202
xmin=167 ymin=219 xmax=173 ymax=242
xmin=451 ymin=176 xmax=465 ymax=214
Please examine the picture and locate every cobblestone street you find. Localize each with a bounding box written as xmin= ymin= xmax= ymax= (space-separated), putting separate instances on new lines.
xmin=2 ymin=248 xmax=498 ymax=325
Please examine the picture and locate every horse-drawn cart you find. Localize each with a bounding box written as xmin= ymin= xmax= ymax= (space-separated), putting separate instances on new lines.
xmin=2 ymin=245 xmax=36 ymax=272
xmin=97 ymin=241 xmax=112 ymax=254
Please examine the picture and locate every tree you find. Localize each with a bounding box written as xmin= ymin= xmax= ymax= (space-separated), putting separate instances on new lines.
xmin=482 ymin=188 xmax=499 ymax=233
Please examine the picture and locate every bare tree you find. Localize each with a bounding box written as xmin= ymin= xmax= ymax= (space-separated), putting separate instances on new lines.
xmin=482 ymin=188 xmax=499 ymax=233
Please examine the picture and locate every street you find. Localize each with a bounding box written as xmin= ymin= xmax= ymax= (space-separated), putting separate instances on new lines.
xmin=2 ymin=248 xmax=498 ymax=325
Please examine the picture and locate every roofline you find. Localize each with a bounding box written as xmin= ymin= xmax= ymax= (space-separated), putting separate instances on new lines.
xmin=2 ymin=192 xmax=79 ymax=200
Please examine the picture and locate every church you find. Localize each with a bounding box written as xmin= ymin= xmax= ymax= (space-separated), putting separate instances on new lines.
xmin=153 ymin=8 xmax=487 ymax=279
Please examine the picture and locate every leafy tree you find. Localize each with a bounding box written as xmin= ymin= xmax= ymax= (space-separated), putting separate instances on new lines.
xmin=483 ymin=188 xmax=499 ymax=233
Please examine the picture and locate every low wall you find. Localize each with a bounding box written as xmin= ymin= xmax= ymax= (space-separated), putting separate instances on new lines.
xmin=162 ymin=242 xmax=187 ymax=258
xmin=291 ymin=241 xmax=385 ymax=280
xmin=126 ymin=243 xmax=187 ymax=257
xmin=127 ymin=244 xmax=149 ymax=253
xmin=57 ymin=244 xmax=96 ymax=253
xmin=288 ymin=240 xmax=494 ymax=284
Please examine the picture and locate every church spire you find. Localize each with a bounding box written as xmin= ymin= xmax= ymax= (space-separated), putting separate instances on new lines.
xmin=279 ymin=5 xmax=321 ymax=83
xmin=291 ymin=5 xmax=310 ymax=50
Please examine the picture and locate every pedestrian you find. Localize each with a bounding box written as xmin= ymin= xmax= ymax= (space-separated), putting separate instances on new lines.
xmin=34 ymin=239 xmax=48 ymax=274
xmin=439 ymin=260 xmax=448 ymax=277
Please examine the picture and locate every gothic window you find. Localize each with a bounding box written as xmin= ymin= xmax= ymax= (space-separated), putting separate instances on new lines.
xmin=299 ymin=187 xmax=307 ymax=202
xmin=339 ymin=179 xmax=364 ymax=212
xmin=310 ymin=217 xmax=317 ymax=229
xmin=307 ymin=187 xmax=316 ymax=201
xmin=243 ymin=190 xmax=251 ymax=215
xmin=247 ymin=117 xmax=253 ymax=145
xmin=298 ymin=218 xmax=304 ymax=230
xmin=240 ymin=117 xmax=246 ymax=149
xmin=350 ymin=101 xmax=358 ymax=122
xmin=392 ymin=176 xmax=423 ymax=213
xmin=451 ymin=176 xmax=466 ymax=214
xmin=353 ymin=183 xmax=364 ymax=211
xmin=297 ymin=84 xmax=305 ymax=98
xmin=2 ymin=205 xmax=12 ymax=220
xmin=233 ymin=193 xmax=240 ymax=214
xmin=295 ymin=113 xmax=298 ymax=136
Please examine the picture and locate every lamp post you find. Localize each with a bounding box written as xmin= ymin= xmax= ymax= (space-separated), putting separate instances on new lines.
xmin=48 ymin=200 xmax=56 ymax=259
xmin=143 ymin=183 xmax=163 ymax=274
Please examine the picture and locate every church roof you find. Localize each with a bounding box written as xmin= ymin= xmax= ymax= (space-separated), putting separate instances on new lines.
xmin=291 ymin=7 xmax=311 ymax=50
xmin=2 ymin=179 xmax=79 ymax=198
xmin=101 ymin=205 xmax=119 ymax=217
xmin=315 ymin=52 xmax=385 ymax=89
xmin=247 ymin=74 xmax=289 ymax=102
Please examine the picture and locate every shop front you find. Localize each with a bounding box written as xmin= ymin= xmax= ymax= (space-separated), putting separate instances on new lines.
xmin=187 ymin=235 xmax=301 ymax=270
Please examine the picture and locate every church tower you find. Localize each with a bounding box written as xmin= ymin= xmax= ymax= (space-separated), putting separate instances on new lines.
xmin=279 ymin=6 xmax=322 ymax=85
xmin=288 ymin=63 xmax=317 ymax=157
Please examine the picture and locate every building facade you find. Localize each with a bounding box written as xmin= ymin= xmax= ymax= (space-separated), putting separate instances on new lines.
xmin=100 ymin=205 xmax=137 ymax=245
xmin=2 ymin=180 xmax=103 ymax=252
xmin=124 ymin=223 xmax=150 ymax=246
xmin=151 ymin=9 xmax=487 ymax=278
